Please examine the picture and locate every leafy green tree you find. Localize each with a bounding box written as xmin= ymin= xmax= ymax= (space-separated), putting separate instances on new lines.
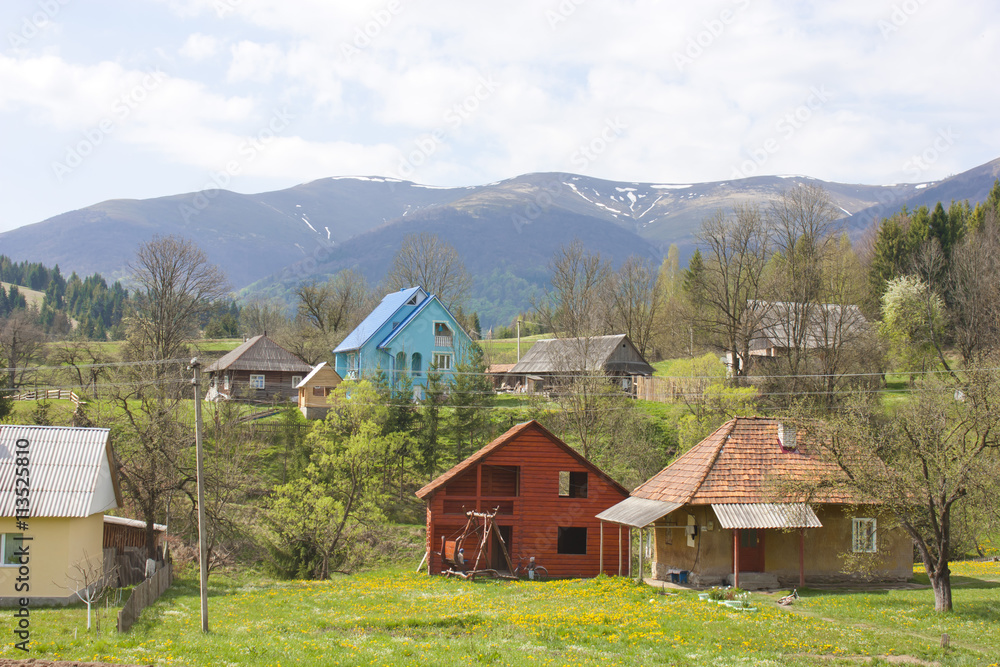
xmin=262 ymin=381 xmax=408 ymax=578
xmin=821 ymin=369 xmax=1000 ymax=612
xmin=448 ymin=342 xmax=494 ymax=461
xmin=879 ymin=275 xmax=947 ymax=379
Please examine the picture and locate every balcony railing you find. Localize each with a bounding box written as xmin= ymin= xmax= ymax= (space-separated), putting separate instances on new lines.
xmin=435 ymin=335 xmax=453 ymax=348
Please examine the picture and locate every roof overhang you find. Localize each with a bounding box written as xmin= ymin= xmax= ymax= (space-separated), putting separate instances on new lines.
xmin=711 ymin=503 xmax=821 ymax=529
xmin=596 ymin=497 xmax=682 ymax=528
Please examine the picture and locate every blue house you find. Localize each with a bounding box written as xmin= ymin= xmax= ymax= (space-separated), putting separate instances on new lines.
xmin=333 ymin=286 xmax=473 ymax=391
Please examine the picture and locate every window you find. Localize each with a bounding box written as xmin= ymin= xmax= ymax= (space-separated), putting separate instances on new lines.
xmin=432 ymin=353 xmax=452 ymax=371
xmin=313 ymin=386 xmax=328 ymax=397
xmin=223 ymin=374 xmax=230 ymax=391
xmin=558 ymin=471 xmax=588 ymax=498
xmin=249 ymin=374 xmax=265 ymax=389
xmin=2 ymin=534 xmax=23 ymax=566
xmin=292 ymin=376 xmax=302 ymax=387
xmin=557 ymin=527 xmax=587 ymax=554
xmin=852 ymin=518 xmax=877 ymax=553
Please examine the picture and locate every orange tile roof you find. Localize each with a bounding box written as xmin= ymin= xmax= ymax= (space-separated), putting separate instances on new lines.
xmin=632 ymin=417 xmax=856 ymax=505
xmin=415 ymin=419 xmax=629 ymax=499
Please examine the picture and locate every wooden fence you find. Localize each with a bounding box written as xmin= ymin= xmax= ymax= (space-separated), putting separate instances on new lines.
xmin=633 ymin=376 xmax=710 ymax=404
xmin=117 ymin=561 xmax=173 ymax=633
xmin=11 ymin=389 xmax=85 ymax=407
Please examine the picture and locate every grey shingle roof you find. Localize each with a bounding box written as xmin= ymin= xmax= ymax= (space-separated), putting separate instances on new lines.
xmin=205 ymin=335 xmax=312 ymax=373
xmin=508 ymin=334 xmax=654 ymax=375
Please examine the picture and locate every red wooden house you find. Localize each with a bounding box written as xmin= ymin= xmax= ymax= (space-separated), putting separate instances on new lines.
xmin=416 ymin=420 xmax=630 ymax=578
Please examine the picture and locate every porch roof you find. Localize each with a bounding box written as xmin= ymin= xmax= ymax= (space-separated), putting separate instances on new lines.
xmin=711 ymin=503 xmax=821 ymax=529
xmin=596 ymin=497 xmax=682 ymax=528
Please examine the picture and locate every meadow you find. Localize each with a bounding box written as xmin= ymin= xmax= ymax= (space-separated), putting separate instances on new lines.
xmin=2 ymin=561 xmax=998 ymax=666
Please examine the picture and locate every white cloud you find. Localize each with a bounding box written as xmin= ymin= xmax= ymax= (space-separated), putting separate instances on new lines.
xmin=180 ymin=33 xmax=220 ymax=60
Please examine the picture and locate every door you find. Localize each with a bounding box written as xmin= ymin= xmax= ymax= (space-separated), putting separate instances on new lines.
xmin=491 ymin=525 xmax=513 ymax=571
xmin=738 ymin=529 xmax=765 ymax=572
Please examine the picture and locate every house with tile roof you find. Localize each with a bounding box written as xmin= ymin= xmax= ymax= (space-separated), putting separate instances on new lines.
xmin=333 ymin=287 xmax=473 ymax=394
xmin=0 ymin=425 xmax=124 ymax=603
xmin=205 ymin=334 xmax=313 ymax=401
xmin=597 ymin=417 xmax=912 ymax=589
xmin=416 ymin=420 xmax=630 ymax=578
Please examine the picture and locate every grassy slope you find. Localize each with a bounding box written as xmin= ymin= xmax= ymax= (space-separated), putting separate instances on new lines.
xmin=1 ymin=281 xmax=44 ymax=309
xmin=480 ymin=333 xmax=556 ymax=365
xmin=7 ymin=562 xmax=999 ymax=666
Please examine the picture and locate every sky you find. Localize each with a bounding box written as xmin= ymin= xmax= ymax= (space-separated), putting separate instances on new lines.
xmin=1 ymin=0 xmax=998 ymax=233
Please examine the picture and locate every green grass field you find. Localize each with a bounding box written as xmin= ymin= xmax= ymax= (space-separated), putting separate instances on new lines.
xmin=5 ymin=561 xmax=998 ymax=666
xmin=480 ymin=334 xmax=555 ymax=365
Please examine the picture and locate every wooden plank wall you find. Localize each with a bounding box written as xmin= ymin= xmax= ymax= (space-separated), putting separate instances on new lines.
xmin=425 ymin=427 xmax=629 ymax=578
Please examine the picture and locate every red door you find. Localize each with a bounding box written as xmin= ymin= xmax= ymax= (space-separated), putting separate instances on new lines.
xmin=738 ymin=529 xmax=765 ymax=572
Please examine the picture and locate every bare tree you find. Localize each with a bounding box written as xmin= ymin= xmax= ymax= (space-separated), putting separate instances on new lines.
xmin=286 ymin=270 xmax=374 ymax=364
xmin=0 ymin=311 xmax=44 ymax=389
xmin=945 ymin=220 xmax=1000 ymax=364
xmin=385 ymin=232 xmax=471 ymax=309
xmin=535 ymin=240 xmax=610 ymax=338
xmin=127 ymin=236 xmax=230 ymax=365
xmin=603 ymin=255 xmax=659 ymax=357
xmin=688 ymin=204 xmax=771 ymax=378
xmin=47 ymin=341 xmax=112 ymax=396
xmin=239 ymin=298 xmax=291 ymax=338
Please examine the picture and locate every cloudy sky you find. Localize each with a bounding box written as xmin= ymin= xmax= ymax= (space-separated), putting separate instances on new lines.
xmin=1 ymin=0 xmax=997 ymax=233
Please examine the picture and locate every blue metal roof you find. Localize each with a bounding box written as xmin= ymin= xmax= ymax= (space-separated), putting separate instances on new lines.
xmin=333 ymin=286 xmax=426 ymax=353
xmin=377 ymin=294 xmax=434 ymax=349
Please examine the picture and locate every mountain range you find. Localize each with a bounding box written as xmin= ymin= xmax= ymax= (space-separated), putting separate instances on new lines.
xmin=2 ymin=158 xmax=999 ymax=327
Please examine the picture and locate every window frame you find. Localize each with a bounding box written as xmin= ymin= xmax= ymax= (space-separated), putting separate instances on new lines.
xmin=1 ymin=533 xmax=24 ymax=567
xmin=249 ymin=374 xmax=265 ymax=389
xmin=852 ymin=517 xmax=877 ymax=553
xmin=432 ymin=353 xmax=452 ymax=371
xmin=292 ymin=375 xmax=302 ymax=388
xmin=557 ymin=471 xmax=588 ymax=498
xmin=557 ymin=527 xmax=588 ymax=555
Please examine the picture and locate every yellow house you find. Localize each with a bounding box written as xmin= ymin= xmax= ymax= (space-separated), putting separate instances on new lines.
xmin=296 ymin=362 xmax=342 ymax=419
xmin=0 ymin=425 xmax=123 ymax=604
xmin=598 ymin=417 xmax=912 ymax=589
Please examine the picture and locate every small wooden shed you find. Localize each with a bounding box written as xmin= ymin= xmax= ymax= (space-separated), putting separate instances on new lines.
xmin=416 ymin=420 xmax=630 ymax=578
xmin=296 ymin=362 xmax=343 ymax=419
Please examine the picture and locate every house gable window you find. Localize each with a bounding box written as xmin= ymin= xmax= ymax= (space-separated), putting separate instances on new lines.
xmin=1 ymin=534 xmax=24 ymax=566
xmin=250 ymin=374 xmax=265 ymax=389
xmin=557 ymin=471 xmax=588 ymax=498
xmin=852 ymin=518 xmax=877 ymax=553
xmin=432 ymin=353 xmax=452 ymax=371
xmin=313 ymin=386 xmax=328 ymax=397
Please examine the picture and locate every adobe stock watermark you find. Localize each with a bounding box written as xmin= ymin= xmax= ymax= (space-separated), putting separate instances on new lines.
xmin=510 ymin=174 xmax=570 ymax=234
xmin=392 ymin=74 xmax=499 ymax=181
xmin=878 ymin=0 xmax=930 ymax=39
xmin=546 ymin=0 xmax=586 ymax=31
xmin=178 ymin=106 xmax=295 ymax=223
xmin=902 ymin=127 xmax=957 ymax=180
xmin=340 ymin=0 xmax=405 ymax=61
xmin=570 ymin=117 xmax=628 ymax=171
xmin=51 ymin=69 xmax=167 ymax=183
xmin=729 ymin=85 xmax=831 ymax=180
xmin=7 ymin=0 xmax=72 ymax=49
xmin=674 ymin=0 xmax=751 ymax=71
xmin=214 ymin=0 xmax=243 ymax=18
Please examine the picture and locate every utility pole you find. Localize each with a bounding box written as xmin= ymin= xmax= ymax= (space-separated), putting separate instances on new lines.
xmin=188 ymin=358 xmax=209 ymax=633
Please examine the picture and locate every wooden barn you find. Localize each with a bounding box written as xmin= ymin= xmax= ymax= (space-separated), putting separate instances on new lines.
xmin=508 ymin=335 xmax=654 ymax=395
xmin=416 ymin=420 xmax=630 ymax=578
xmin=205 ymin=335 xmax=312 ymax=402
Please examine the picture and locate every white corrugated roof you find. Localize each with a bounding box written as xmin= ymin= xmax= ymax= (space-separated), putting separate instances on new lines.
xmin=596 ymin=497 xmax=682 ymax=528
xmin=711 ymin=503 xmax=821 ymax=529
xmin=0 ymin=425 xmax=121 ymax=518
